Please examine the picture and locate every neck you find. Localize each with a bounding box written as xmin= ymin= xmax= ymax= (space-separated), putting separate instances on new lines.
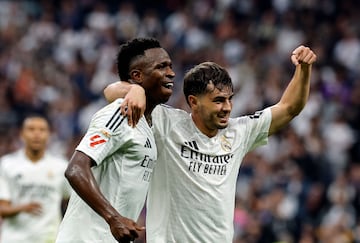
xmin=145 ymin=103 xmax=157 ymax=126
xmin=25 ymin=148 xmax=44 ymax=163
xmin=191 ymin=114 xmax=218 ymax=138
xmin=145 ymin=95 xmax=165 ymax=126
xmin=144 ymin=113 xmax=152 ymax=126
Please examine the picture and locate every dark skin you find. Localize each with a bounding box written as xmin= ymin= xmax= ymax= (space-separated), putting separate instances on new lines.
xmin=65 ymin=47 xmax=175 ymax=242
xmin=65 ymin=151 xmax=142 ymax=242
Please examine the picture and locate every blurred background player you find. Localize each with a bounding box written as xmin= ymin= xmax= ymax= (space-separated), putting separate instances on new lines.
xmin=0 ymin=114 xmax=72 ymax=243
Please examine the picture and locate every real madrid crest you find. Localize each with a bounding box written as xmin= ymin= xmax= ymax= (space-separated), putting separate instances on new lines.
xmin=220 ymin=135 xmax=232 ymax=152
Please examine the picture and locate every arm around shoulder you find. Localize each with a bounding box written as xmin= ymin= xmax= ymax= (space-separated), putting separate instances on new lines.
xmin=104 ymin=81 xmax=132 ymax=103
xmin=104 ymin=81 xmax=146 ymax=127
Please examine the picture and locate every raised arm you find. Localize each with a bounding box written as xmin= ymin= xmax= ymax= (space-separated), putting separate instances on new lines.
xmin=104 ymin=81 xmax=146 ymax=127
xmin=269 ymin=45 xmax=317 ymax=135
xmin=65 ymin=151 xmax=144 ymax=242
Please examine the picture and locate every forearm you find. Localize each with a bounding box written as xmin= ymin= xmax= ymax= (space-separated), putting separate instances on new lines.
xmin=65 ymin=151 xmax=120 ymax=223
xmin=269 ymin=64 xmax=312 ymax=135
xmin=269 ymin=45 xmax=316 ymax=135
xmin=278 ymin=63 xmax=311 ymax=116
xmin=104 ymin=81 xmax=134 ymax=103
xmin=0 ymin=202 xmax=26 ymax=218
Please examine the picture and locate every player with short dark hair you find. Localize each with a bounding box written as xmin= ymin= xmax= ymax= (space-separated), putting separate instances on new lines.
xmin=55 ymin=37 xmax=175 ymax=243
xmin=104 ymin=45 xmax=316 ymax=242
xmin=0 ymin=114 xmax=71 ymax=243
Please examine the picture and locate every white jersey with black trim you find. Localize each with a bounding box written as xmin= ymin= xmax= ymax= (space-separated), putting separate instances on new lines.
xmin=146 ymin=105 xmax=271 ymax=243
xmin=0 ymin=150 xmax=71 ymax=243
xmin=56 ymin=98 xmax=156 ymax=243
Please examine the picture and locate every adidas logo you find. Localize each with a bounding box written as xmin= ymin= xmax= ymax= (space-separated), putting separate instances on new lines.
xmin=144 ymin=138 xmax=152 ymax=148
xmin=184 ymin=141 xmax=199 ymax=150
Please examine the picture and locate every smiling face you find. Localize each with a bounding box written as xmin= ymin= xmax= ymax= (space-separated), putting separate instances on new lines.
xmin=132 ymin=48 xmax=175 ymax=106
xmin=190 ymin=82 xmax=233 ymax=137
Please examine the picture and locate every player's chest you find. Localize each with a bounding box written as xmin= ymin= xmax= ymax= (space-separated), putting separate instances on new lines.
xmin=163 ymin=130 xmax=243 ymax=181
xmin=8 ymin=163 xmax=61 ymax=186
xmin=122 ymin=125 xmax=157 ymax=162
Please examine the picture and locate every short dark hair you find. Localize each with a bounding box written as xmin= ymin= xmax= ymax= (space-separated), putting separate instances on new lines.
xmin=20 ymin=113 xmax=51 ymax=130
xmin=183 ymin=62 xmax=233 ymax=104
xmin=116 ymin=37 xmax=161 ymax=81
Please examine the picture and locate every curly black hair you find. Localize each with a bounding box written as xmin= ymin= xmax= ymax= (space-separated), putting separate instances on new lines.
xmin=116 ymin=37 xmax=161 ymax=81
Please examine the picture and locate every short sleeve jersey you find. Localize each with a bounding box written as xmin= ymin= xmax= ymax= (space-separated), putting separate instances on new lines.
xmin=0 ymin=150 xmax=71 ymax=243
xmin=56 ymin=98 xmax=156 ymax=243
xmin=146 ymin=105 xmax=271 ymax=243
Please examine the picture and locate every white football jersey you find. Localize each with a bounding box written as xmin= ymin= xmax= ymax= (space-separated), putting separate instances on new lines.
xmin=56 ymin=98 xmax=156 ymax=243
xmin=0 ymin=150 xmax=71 ymax=243
xmin=146 ymin=105 xmax=271 ymax=243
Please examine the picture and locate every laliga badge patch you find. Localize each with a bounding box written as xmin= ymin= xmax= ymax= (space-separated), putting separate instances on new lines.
xmin=88 ymin=133 xmax=108 ymax=148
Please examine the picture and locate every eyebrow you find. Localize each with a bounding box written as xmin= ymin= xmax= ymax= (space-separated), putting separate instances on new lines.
xmin=212 ymin=93 xmax=234 ymax=100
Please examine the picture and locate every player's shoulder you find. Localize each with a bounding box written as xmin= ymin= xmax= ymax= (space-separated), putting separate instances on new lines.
xmin=1 ymin=149 xmax=23 ymax=161
xmin=0 ymin=150 xmax=24 ymax=169
xmin=90 ymin=98 xmax=129 ymax=130
xmin=154 ymin=104 xmax=189 ymax=117
xmin=93 ymin=98 xmax=125 ymax=117
xmin=230 ymin=109 xmax=270 ymax=123
xmin=152 ymin=105 xmax=191 ymax=134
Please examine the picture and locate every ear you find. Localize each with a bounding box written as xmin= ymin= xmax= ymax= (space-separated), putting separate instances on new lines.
xmin=129 ymin=69 xmax=143 ymax=84
xmin=187 ymin=95 xmax=198 ymax=109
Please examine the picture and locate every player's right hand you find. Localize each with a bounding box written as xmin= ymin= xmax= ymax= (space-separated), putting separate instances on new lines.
xmin=22 ymin=202 xmax=42 ymax=215
xmin=120 ymin=84 xmax=146 ymax=128
xmin=107 ymin=215 xmax=145 ymax=242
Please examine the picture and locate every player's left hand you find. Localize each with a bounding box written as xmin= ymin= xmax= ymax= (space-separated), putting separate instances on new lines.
xmin=291 ymin=45 xmax=317 ymax=66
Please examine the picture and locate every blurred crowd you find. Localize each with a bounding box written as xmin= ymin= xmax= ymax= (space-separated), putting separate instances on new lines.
xmin=0 ymin=0 xmax=360 ymax=242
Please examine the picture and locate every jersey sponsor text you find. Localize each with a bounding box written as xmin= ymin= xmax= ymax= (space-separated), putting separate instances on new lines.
xmin=180 ymin=141 xmax=233 ymax=176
